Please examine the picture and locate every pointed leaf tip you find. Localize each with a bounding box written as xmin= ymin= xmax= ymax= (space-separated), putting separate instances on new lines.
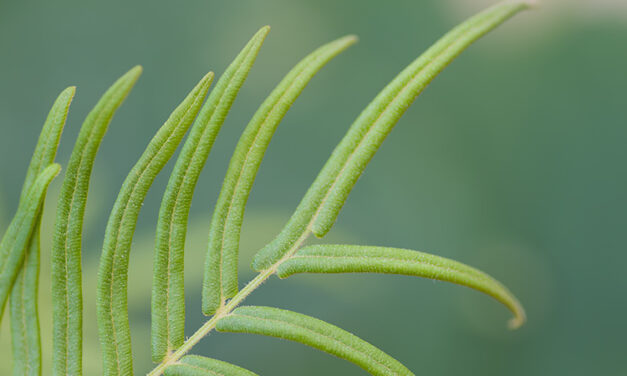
xmin=335 ymin=34 xmax=359 ymax=47
xmin=120 ymin=65 xmax=143 ymax=86
xmin=508 ymin=308 xmax=526 ymax=330
xmin=346 ymin=34 xmax=359 ymax=43
xmin=113 ymin=65 xmax=144 ymax=89
xmin=130 ymin=65 xmax=143 ymax=74
xmin=202 ymin=71 xmax=215 ymax=83
xmin=61 ymin=85 xmax=77 ymax=97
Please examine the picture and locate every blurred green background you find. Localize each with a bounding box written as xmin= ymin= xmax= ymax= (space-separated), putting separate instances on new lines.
xmin=1 ymin=0 xmax=626 ymax=374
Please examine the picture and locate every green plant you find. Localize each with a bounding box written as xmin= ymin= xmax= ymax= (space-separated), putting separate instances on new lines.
xmin=0 ymin=1 xmax=535 ymax=375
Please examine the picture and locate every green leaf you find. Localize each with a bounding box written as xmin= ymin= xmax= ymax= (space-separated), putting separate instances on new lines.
xmin=10 ymin=85 xmax=75 ymax=376
xmin=97 ymin=72 xmax=213 ymax=376
xmin=52 ymin=66 xmax=142 ymax=376
xmin=0 ymin=164 xmax=61 ymax=318
xmin=252 ymin=0 xmax=533 ymax=270
xmin=152 ymin=27 xmax=269 ymax=363
xmin=164 ymin=356 xmax=259 ymax=376
xmin=9 ymin=233 xmax=42 ymax=376
xmin=17 ymin=86 xmax=75 ymax=201
xmin=202 ymin=34 xmax=357 ymax=316
xmin=217 ymin=306 xmax=414 ymax=376
xmin=278 ymin=244 xmax=526 ymax=329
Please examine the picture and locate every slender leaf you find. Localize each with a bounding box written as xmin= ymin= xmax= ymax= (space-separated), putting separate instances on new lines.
xmin=0 ymin=165 xmax=61 ymax=317
xmin=10 ymin=232 xmax=42 ymax=376
xmin=252 ymin=0 xmax=532 ymax=270
xmin=164 ymin=355 xmax=259 ymax=376
xmin=152 ymin=27 xmax=269 ymax=362
xmin=278 ymin=244 xmax=526 ymax=328
xmin=52 ymin=66 xmax=142 ymax=376
xmin=217 ymin=306 xmax=414 ymax=376
xmin=96 ymin=72 xmax=213 ymax=376
xmin=202 ymin=35 xmax=357 ymax=316
xmin=10 ymin=86 xmax=75 ymax=376
xmin=17 ymin=86 xmax=75 ymax=201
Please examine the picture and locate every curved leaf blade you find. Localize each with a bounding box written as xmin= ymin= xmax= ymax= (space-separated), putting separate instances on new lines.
xmin=0 ymin=164 xmax=61 ymax=317
xmin=18 ymin=86 xmax=75 ymax=201
xmin=216 ymin=306 xmax=414 ymax=376
xmin=152 ymin=27 xmax=269 ymax=362
xmin=52 ymin=66 xmax=142 ymax=376
xmin=202 ymin=35 xmax=357 ymax=315
xmin=97 ymin=72 xmax=213 ymax=376
xmin=10 ymin=85 xmax=75 ymax=376
xmin=252 ymin=0 xmax=533 ymax=270
xmin=310 ymin=1 xmax=533 ymax=238
xmin=278 ymin=244 xmax=526 ymax=329
xmin=164 ymin=355 xmax=259 ymax=376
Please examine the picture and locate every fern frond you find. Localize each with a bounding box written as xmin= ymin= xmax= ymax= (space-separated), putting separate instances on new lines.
xmin=97 ymin=72 xmax=213 ymax=376
xmin=216 ymin=306 xmax=414 ymax=376
xmin=202 ymin=34 xmax=357 ymax=316
xmin=152 ymin=27 xmax=269 ymax=362
xmin=0 ymin=164 xmax=61 ymax=318
xmin=9 ymin=86 xmax=75 ymax=376
xmin=164 ymin=355 xmax=259 ymax=376
xmin=278 ymin=244 xmax=526 ymax=328
xmin=252 ymin=0 xmax=532 ymax=270
xmin=51 ymin=66 xmax=142 ymax=376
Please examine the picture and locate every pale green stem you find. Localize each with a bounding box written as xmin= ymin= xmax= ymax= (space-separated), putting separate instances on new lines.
xmin=147 ymin=233 xmax=308 ymax=376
